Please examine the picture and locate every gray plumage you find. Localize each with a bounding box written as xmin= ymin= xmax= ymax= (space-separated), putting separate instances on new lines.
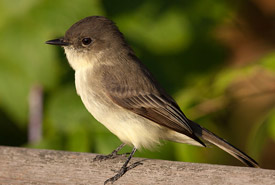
xmin=46 ymin=16 xmax=259 ymax=168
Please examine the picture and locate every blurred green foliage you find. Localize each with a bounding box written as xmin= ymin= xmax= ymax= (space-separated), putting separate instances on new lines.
xmin=0 ymin=0 xmax=274 ymax=168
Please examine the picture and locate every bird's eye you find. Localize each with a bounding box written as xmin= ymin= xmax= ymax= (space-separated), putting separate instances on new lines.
xmin=82 ymin=38 xmax=92 ymax=46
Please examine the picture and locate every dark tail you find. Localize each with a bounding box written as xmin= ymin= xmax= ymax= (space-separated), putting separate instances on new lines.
xmin=190 ymin=121 xmax=260 ymax=168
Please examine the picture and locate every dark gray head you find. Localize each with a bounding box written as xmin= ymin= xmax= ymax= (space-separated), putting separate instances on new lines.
xmin=46 ymin=16 xmax=126 ymax=52
xmin=46 ymin=16 xmax=132 ymax=70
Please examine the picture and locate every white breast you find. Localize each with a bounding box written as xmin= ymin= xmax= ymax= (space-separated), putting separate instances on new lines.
xmin=74 ymin=68 xmax=202 ymax=149
xmin=75 ymin=68 xmax=164 ymax=149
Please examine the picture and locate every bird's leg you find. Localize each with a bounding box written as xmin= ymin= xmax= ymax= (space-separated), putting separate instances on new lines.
xmin=93 ymin=143 xmax=126 ymax=161
xmin=104 ymin=147 xmax=139 ymax=185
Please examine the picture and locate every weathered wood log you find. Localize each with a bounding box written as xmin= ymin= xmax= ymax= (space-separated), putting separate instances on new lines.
xmin=0 ymin=146 xmax=274 ymax=184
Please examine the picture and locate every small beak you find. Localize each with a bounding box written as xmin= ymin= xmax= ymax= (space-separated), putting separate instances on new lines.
xmin=45 ymin=38 xmax=69 ymax=46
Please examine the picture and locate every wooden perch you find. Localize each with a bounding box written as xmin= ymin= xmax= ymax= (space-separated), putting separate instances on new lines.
xmin=0 ymin=146 xmax=274 ymax=185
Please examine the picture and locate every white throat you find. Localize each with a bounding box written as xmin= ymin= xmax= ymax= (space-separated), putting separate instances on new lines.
xmin=64 ymin=47 xmax=103 ymax=71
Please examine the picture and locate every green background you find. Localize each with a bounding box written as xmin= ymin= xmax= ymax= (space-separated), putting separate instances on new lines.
xmin=0 ymin=0 xmax=275 ymax=169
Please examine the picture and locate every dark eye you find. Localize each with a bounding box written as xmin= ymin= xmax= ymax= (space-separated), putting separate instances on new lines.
xmin=82 ymin=38 xmax=92 ymax=46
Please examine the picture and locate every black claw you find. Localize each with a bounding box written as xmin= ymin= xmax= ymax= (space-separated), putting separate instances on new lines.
xmin=104 ymin=161 xmax=143 ymax=184
xmin=93 ymin=143 xmax=126 ymax=162
xmin=93 ymin=154 xmax=115 ymax=162
xmin=104 ymin=148 xmax=142 ymax=184
xmin=127 ymin=161 xmax=143 ymax=170
xmin=98 ymin=146 xmax=141 ymax=184
xmin=104 ymin=167 xmax=127 ymax=185
xmin=93 ymin=152 xmax=127 ymax=162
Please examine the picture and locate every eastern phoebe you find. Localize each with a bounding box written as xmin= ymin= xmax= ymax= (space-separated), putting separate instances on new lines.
xmin=46 ymin=16 xmax=259 ymax=184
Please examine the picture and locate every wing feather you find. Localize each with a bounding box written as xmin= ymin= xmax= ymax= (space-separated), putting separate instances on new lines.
xmin=106 ymin=88 xmax=205 ymax=146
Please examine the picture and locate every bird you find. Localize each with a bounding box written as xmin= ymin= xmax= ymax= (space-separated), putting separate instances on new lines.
xmin=46 ymin=15 xmax=259 ymax=184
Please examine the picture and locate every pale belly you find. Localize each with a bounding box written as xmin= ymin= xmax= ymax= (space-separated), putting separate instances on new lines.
xmin=74 ymin=70 xmax=202 ymax=149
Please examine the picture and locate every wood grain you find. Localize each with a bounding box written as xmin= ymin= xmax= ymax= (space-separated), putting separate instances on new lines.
xmin=0 ymin=146 xmax=274 ymax=185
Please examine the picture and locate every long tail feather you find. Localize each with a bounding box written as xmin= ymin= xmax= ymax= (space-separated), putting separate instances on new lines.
xmin=190 ymin=121 xmax=260 ymax=168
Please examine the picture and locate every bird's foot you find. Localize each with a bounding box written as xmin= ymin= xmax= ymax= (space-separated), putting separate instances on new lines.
xmin=93 ymin=152 xmax=130 ymax=162
xmin=104 ymin=161 xmax=143 ymax=184
xmin=94 ymin=143 xmax=127 ymax=162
